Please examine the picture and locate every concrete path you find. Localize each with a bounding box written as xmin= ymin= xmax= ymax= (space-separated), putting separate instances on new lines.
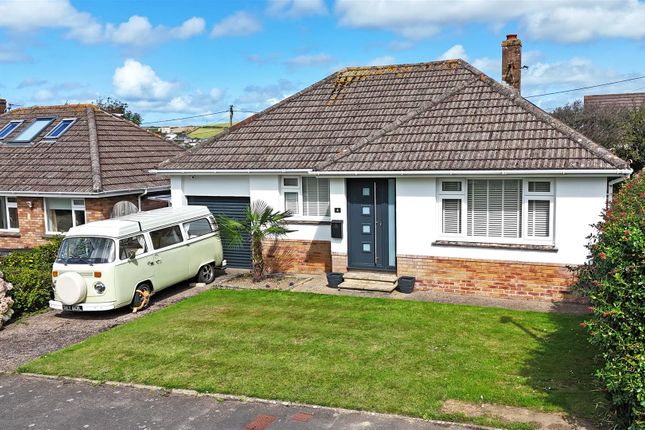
xmin=0 ymin=374 xmax=474 ymax=430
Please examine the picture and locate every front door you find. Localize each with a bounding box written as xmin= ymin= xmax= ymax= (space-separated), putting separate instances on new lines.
xmin=347 ymin=179 xmax=395 ymax=271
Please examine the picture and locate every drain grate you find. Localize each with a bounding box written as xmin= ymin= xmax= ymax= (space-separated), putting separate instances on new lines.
xmin=291 ymin=412 xmax=313 ymax=422
xmin=245 ymin=415 xmax=278 ymax=430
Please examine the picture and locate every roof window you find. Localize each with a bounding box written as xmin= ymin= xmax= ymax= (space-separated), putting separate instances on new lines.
xmin=12 ymin=117 xmax=55 ymax=143
xmin=45 ymin=118 xmax=76 ymax=139
xmin=0 ymin=120 xmax=23 ymax=139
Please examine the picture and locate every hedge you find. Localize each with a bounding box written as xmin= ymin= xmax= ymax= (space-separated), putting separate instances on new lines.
xmin=0 ymin=236 xmax=63 ymax=318
xmin=574 ymin=173 xmax=645 ymax=429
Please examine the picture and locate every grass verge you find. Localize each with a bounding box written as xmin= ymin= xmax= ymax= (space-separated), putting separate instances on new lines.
xmin=20 ymin=289 xmax=604 ymax=427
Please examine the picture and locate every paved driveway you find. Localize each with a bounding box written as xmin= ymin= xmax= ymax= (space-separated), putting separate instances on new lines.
xmin=0 ymin=374 xmax=471 ymax=430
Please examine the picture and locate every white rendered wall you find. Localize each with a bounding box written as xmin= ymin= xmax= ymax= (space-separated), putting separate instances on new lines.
xmin=396 ymin=176 xmax=607 ymax=265
xmin=182 ymin=175 xmax=250 ymax=197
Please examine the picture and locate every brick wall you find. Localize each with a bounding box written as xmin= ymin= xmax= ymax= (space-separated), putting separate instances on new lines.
xmin=0 ymin=197 xmax=47 ymax=249
xmin=397 ymin=254 xmax=580 ymax=302
xmin=1 ymin=194 xmax=169 ymax=251
xmin=262 ymin=239 xmax=332 ymax=274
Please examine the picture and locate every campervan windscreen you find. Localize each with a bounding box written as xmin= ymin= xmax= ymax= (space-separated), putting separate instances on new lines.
xmin=56 ymin=237 xmax=116 ymax=265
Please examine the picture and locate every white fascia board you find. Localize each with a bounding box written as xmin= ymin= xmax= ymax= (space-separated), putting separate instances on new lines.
xmin=313 ymin=169 xmax=633 ymax=177
xmin=0 ymin=186 xmax=170 ymax=199
xmin=153 ymin=168 xmax=632 ymax=177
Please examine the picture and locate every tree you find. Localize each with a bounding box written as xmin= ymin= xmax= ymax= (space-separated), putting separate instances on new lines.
xmin=94 ymin=97 xmax=142 ymax=125
xmin=217 ymin=200 xmax=294 ymax=282
xmin=573 ymin=173 xmax=644 ymax=429
xmin=551 ymin=100 xmax=645 ymax=172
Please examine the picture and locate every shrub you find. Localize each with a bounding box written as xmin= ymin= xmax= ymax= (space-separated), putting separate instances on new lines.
xmin=0 ymin=237 xmax=63 ymax=318
xmin=573 ymin=174 xmax=645 ymax=429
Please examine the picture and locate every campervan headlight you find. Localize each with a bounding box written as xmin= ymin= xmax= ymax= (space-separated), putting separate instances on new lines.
xmin=93 ymin=281 xmax=106 ymax=295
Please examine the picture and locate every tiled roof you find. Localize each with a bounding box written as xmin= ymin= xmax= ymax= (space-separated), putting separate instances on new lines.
xmin=160 ymin=60 xmax=628 ymax=173
xmin=0 ymin=105 xmax=183 ymax=194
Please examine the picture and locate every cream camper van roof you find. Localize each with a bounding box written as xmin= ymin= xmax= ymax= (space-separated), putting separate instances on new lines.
xmin=65 ymin=206 xmax=212 ymax=238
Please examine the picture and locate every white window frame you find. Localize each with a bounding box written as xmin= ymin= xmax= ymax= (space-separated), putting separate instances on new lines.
xmin=0 ymin=120 xmax=23 ymax=140
xmin=44 ymin=117 xmax=77 ymax=140
xmin=44 ymin=198 xmax=86 ymax=234
xmin=437 ymin=179 xmax=466 ymax=237
xmin=280 ymin=176 xmax=331 ymax=220
xmin=523 ymin=179 xmax=555 ymax=243
xmin=0 ymin=196 xmax=19 ymax=232
xmin=436 ymin=178 xmax=555 ymax=245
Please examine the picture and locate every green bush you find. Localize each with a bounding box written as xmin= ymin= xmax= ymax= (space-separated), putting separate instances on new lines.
xmin=0 ymin=236 xmax=63 ymax=318
xmin=574 ymin=174 xmax=645 ymax=429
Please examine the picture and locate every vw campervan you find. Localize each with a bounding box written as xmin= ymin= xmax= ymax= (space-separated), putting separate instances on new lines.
xmin=49 ymin=206 xmax=225 ymax=312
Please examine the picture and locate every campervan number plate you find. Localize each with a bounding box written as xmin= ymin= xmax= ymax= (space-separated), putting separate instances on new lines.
xmin=62 ymin=305 xmax=83 ymax=312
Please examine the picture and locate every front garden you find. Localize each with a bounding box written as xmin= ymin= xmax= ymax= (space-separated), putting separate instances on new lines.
xmin=21 ymin=288 xmax=604 ymax=428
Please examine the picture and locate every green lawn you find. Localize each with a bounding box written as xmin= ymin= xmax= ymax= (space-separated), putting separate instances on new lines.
xmin=188 ymin=123 xmax=230 ymax=139
xmin=20 ymin=290 xmax=604 ymax=427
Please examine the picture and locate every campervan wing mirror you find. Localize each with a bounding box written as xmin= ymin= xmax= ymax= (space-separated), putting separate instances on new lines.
xmin=128 ymin=250 xmax=137 ymax=260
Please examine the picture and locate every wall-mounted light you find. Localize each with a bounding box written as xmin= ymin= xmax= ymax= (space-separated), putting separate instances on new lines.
xmin=26 ymin=200 xmax=33 ymax=209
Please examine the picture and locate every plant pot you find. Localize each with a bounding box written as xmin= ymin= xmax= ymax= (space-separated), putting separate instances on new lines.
xmin=326 ymin=272 xmax=344 ymax=288
xmin=397 ymin=276 xmax=415 ymax=294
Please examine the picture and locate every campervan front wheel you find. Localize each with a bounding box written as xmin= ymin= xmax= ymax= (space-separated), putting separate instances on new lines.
xmin=197 ymin=263 xmax=216 ymax=284
xmin=131 ymin=283 xmax=152 ymax=311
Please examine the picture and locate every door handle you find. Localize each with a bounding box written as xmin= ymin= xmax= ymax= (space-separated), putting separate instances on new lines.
xmin=147 ymin=261 xmax=155 ymax=266
xmin=155 ymin=259 xmax=162 ymax=264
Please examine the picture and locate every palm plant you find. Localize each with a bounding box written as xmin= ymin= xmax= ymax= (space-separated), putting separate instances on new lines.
xmin=217 ymin=200 xmax=294 ymax=282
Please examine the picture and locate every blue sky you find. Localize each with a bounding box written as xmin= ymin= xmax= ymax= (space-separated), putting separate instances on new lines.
xmin=1 ymin=0 xmax=645 ymax=125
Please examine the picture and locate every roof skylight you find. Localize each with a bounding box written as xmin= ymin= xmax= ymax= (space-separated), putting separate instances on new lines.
xmin=12 ymin=117 xmax=55 ymax=143
xmin=0 ymin=120 xmax=23 ymax=139
xmin=45 ymin=118 xmax=76 ymax=139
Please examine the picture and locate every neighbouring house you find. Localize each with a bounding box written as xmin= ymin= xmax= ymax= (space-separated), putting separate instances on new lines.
xmin=0 ymin=103 xmax=183 ymax=252
xmin=584 ymin=92 xmax=645 ymax=110
xmin=155 ymin=35 xmax=631 ymax=302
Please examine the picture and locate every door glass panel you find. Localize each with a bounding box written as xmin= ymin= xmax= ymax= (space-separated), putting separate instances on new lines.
xmin=388 ymin=178 xmax=396 ymax=267
xmin=362 ymin=224 xmax=371 ymax=234
xmin=362 ymin=187 xmax=370 ymax=196
xmin=362 ymin=206 xmax=370 ymax=215
xmin=362 ymin=243 xmax=371 ymax=252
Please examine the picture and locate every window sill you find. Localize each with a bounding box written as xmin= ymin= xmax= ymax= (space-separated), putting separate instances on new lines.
xmin=432 ymin=240 xmax=558 ymax=252
xmin=287 ymin=219 xmax=331 ymax=226
xmin=0 ymin=231 xmax=20 ymax=238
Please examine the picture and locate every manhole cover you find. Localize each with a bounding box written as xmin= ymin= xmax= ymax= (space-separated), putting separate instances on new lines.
xmin=245 ymin=415 xmax=277 ymax=430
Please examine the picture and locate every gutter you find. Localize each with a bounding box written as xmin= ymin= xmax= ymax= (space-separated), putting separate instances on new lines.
xmin=0 ymin=186 xmax=170 ymax=199
xmin=137 ymin=188 xmax=149 ymax=211
xmin=151 ymin=168 xmax=633 ymax=177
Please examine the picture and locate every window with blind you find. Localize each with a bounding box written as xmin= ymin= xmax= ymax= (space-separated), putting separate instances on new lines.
xmin=302 ymin=177 xmax=330 ymax=217
xmin=467 ymin=179 xmax=522 ymax=238
xmin=281 ymin=177 xmax=330 ymax=218
xmin=437 ymin=179 xmax=554 ymax=242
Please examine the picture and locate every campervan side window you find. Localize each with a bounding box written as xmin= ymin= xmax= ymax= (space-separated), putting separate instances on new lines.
xmin=150 ymin=225 xmax=183 ymax=250
xmin=119 ymin=235 xmax=147 ymax=260
xmin=183 ymin=218 xmax=213 ymax=239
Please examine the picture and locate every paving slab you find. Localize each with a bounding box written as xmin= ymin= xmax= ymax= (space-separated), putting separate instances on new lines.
xmin=0 ymin=374 xmax=477 ymax=430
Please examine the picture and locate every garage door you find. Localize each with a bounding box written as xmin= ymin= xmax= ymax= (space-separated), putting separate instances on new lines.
xmin=187 ymin=196 xmax=251 ymax=269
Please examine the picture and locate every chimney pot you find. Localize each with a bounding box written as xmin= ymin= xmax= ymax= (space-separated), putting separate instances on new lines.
xmin=0 ymin=99 xmax=6 ymax=114
xmin=501 ymin=34 xmax=522 ymax=93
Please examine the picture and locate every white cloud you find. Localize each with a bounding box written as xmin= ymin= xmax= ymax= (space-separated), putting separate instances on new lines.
xmin=0 ymin=0 xmax=204 ymax=46
xmin=0 ymin=43 xmax=30 ymax=63
xmin=112 ymin=59 xmax=176 ymax=100
xmin=267 ymin=0 xmax=327 ymax=17
xmin=366 ymin=55 xmax=396 ymax=66
xmin=439 ymin=44 xmax=467 ymax=61
xmin=388 ymin=40 xmax=413 ymax=51
xmin=209 ymin=88 xmax=224 ymax=101
xmin=286 ymin=53 xmax=334 ymax=68
xmin=32 ymin=89 xmax=54 ymax=102
xmin=335 ymin=0 xmax=645 ymax=42
xmin=105 ymin=16 xmax=205 ymax=47
xmin=17 ymin=78 xmax=47 ymax=89
xmin=235 ymin=79 xmax=298 ymax=106
xmin=211 ymin=11 xmax=262 ymax=38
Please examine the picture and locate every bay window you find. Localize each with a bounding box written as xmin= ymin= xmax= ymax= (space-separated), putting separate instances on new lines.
xmin=438 ymin=179 xmax=554 ymax=243
xmin=0 ymin=197 xmax=19 ymax=231
xmin=281 ymin=176 xmax=330 ymax=218
xmin=46 ymin=198 xmax=86 ymax=233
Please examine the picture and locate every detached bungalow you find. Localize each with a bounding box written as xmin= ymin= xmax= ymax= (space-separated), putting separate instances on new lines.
xmin=0 ymin=103 xmax=183 ymax=252
xmin=156 ymin=35 xmax=631 ymax=302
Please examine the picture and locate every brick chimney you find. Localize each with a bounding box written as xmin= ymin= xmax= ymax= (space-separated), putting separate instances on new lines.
xmin=501 ymin=34 xmax=522 ymax=93
xmin=0 ymin=99 xmax=6 ymax=114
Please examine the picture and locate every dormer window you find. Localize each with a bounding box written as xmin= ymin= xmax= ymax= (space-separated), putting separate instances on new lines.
xmin=12 ymin=117 xmax=55 ymax=143
xmin=0 ymin=120 xmax=23 ymax=139
xmin=45 ymin=118 xmax=76 ymax=139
